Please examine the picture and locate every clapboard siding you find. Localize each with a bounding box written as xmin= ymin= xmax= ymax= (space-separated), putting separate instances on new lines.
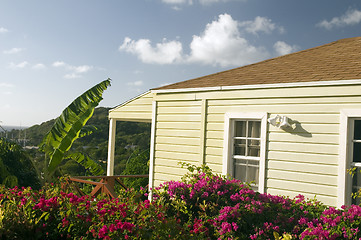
xmin=267 ymin=160 xmax=338 ymax=175
xmin=153 ymin=100 xmax=202 ymax=185
xmin=267 ymin=179 xmax=337 ymax=197
xmin=207 ymin=113 xmax=340 ymax=124
xmin=267 ymin=151 xmax=338 ymax=165
xmin=109 ymin=91 xmax=153 ymax=121
xmin=267 ymin=169 xmax=338 ymax=186
xmin=268 ymin=132 xmax=339 ymax=145
xmin=146 ymin=83 xmax=361 ymax=206
xmin=156 ymin=136 xmax=200 ymax=146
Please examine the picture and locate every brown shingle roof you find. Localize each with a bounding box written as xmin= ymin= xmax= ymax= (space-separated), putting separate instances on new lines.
xmin=154 ymin=37 xmax=361 ymax=90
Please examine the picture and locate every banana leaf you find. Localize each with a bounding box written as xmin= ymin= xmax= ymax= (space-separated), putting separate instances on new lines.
xmin=40 ymin=79 xmax=111 ymax=173
xmin=67 ymin=152 xmax=105 ymax=176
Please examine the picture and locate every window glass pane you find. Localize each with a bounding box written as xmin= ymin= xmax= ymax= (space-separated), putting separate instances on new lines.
xmin=353 ymin=142 xmax=361 ymax=163
xmin=355 ymin=120 xmax=361 ymax=140
xmin=248 ymin=121 xmax=261 ymax=138
xmin=235 ymin=121 xmax=246 ymax=137
xmin=234 ymin=139 xmax=246 ymax=156
xmin=248 ymin=139 xmax=260 ymax=157
xmin=352 ymin=167 xmax=361 ymax=205
xmin=234 ymin=159 xmax=247 ymax=181
xmin=234 ymin=159 xmax=259 ymax=190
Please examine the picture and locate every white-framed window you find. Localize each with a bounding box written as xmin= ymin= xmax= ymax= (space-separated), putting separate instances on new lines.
xmin=223 ymin=112 xmax=267 ymax=193
xmin=339 ymin=110 xmax=361 ymax=207
xmin=350 ymin=119 xmax=361 ymax=205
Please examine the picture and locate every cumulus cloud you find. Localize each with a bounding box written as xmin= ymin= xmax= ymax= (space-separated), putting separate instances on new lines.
xmin=119 ymin=37 xmax=183 ymax=64
xmin=32 ymin=63 xmax=46 ymax=70
xmin=239 ymin=16 xmax=285 ymax=35
xmin=0 ymin=83 xmax=14 ymax=88
xmin=64 ymin=73 xmax=82 ymax=79
xmin=162 ymin=0 xmax=242 ymax=6
xmin=188 ymin=14 xmax=269 ymax=67
xmin=52 ymin=61 xmax=93 ymax=78
xmin=70 ymin=65 xmax=93 ymax=73
xmin=127 ymin=80 xmax=144 ymax=86
xmin=317 ymin=9 xmax=361 ymax=30
xmin=52 ymin=61 xmax=66 ymax=67
xmin=273 ymin=41 xmax=299 ymax=56
xmin=119 ymin=14 xmax=291 ymax=67
xmin=0 ymin=27 xmax=8 ymax=33
xmin=3 ymin=48 xmax=24 ymax=54
xmin=162 ymin=0 xmax=193 ymax=4
xmin=0 ymin=83 xmax=14 ymax=96
xmin=8 ymin=61 xmax=28 ymax=69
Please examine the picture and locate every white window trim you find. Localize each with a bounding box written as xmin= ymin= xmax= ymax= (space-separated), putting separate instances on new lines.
xmin=339 ymin=109 xmax=361 ymax=207
xmin=222 ymin=112 xmax=267 ymax=193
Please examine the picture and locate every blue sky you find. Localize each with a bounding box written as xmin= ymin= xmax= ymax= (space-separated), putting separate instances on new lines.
xmin=1 ymin=0 xmax=361 ymax=127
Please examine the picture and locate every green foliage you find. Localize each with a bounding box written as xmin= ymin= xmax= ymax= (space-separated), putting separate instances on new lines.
xmin=122 ymin=149 xmax=149 ymax=189
xmin=40 ymin=79 xmax=111 ymax=176
xmin=1 ymin=166 xmax=361 ymax=239
xmin=0 ymin=138 xmax=40 ymax=189
xmin=7 ymin=106 xmax=151 ymax=178
xmin=67 ymin=152 xmax=104 ymax=176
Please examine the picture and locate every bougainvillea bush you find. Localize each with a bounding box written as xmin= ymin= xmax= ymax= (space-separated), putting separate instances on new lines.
xmin=1 ymin=164 xmax=361 ymax=239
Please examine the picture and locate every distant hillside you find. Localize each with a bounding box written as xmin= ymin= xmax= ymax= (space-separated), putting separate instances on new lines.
xmin=4 ymin=107 xmax=151 ymax=176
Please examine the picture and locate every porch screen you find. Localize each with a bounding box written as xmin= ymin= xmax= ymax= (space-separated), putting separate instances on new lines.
xmin=232 ymin=120 xmax=261 ymax=190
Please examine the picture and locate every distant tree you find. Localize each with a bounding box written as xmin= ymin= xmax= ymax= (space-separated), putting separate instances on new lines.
xmin=0 ymin=138 xmax=40 ymax=189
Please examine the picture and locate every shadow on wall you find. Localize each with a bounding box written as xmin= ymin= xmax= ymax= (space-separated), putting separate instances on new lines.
xmin=282 ymin=118 xmax=312 ymax=138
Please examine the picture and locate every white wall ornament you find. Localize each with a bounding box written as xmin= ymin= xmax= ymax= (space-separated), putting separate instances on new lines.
xmin=267 ymin=115 xmax=292 ymax=129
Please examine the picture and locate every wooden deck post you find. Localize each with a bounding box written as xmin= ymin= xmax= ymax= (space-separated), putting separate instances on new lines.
xmin=107 ymin=118 xmax=116 ymax=176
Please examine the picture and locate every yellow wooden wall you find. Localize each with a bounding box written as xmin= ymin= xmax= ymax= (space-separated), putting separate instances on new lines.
xmin=109 ymin=91 xmax=153 ymax=122
xmin=152 ymin=84 xmax=361 ymax=206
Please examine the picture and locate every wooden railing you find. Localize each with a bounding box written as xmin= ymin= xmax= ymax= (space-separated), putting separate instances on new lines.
xmin=66 ymin=175 xmax=149 ymax=198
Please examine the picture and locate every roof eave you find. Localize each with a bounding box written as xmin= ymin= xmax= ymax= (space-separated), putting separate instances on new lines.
xmin=151 ymin=79 xmax=361 ymax=94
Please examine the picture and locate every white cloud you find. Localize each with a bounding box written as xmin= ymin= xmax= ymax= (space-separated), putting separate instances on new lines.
xmin=52 ymin=61 xmax=93 ymax=78
xmin=119 ymin=37 xmax=183 ymax=64
xmin=8 ymin=61 xmax=28 ymax=69
xmin=162 ymin=0 xmax=192 ymax=4
xmin=0 ymin=27 xmax=8 ymax=33
xmin=119 ymin=14 xmax=288 ymax=67
xmin=0 ymin=83 xmax=14 ymax=88
xmin=64 ymin=73 xmax=82 ymax=79
xmin=273 ymin=41 xmax=299 ymax=56
xmin=188 ymin=14 xmax=269 ymax=67
xmin=3 ymin=48 xmax=24 ymax=54
xmin=70 ymin=65 xmax=93 ymax=73
xmin=162 ymin=0 xmax=242 ymax=6
xmin=127 ymin=80 xmax=144 ymax=86
xmin=239 ymin=16 xmax=285 ymax=35
xmin=52 ymin=61 xmax=66 ymax=67
xmin=32 ymin=63 xmax=46 ymax=70
xmin=317 ymin=9 xmax=361 ymax=30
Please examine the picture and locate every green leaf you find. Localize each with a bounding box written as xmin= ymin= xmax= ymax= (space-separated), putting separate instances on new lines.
xmin=40 ymin=79 xmax=111 ymax=173
xmin=78 ymin=125 xmax=98 ymax=138
xmin=67 ymin=152 xmax=105 ymax=176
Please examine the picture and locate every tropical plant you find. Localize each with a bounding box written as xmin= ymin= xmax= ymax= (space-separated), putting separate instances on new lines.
xmin=0 ymin=138 xmax=40 ymax=189
xmin=39 ymin=79 xmax=111 ymax=179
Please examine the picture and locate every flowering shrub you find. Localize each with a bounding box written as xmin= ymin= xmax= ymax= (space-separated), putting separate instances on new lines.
xmin=0 ymin=164 xmax=361 ymax=239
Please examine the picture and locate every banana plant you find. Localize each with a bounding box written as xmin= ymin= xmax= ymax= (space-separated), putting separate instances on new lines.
xmin=39 ymin=79 xmax=111 ymax=177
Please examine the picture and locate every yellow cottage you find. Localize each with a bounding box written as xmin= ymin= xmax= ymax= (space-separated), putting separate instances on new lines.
xmin=107 ymin=37 xmax=361 ymax=207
